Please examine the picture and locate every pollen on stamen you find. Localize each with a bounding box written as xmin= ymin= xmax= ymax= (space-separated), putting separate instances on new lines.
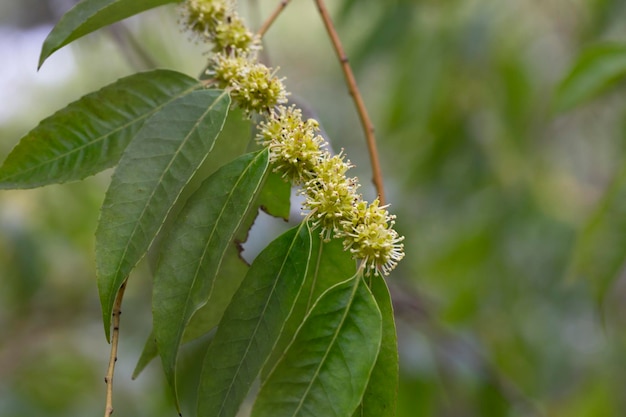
xmin=257 ymin=106 xmax=325 ymax=183
xmin=341 ymin=198 xmax=405 ymax=275
xmin=180 ymin=0 xmax=228 ymax=40
xmin=210 ymin=53 xmax=287 ymax=114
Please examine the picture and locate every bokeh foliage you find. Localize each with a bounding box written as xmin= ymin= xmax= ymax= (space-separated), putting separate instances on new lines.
xmin=3 ymin=0 xmax=626 ymax=416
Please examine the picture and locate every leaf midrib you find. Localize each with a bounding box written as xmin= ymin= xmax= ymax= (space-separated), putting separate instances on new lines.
xmin=215 ymin=224 xmax=309 ymax=417
xmin=290 ymin=276 xmax=361 ymax=417
xmin=105 ymin=90 xmax=228 ymax=321
xmin=0 ymin=81 xmax=199 ymax=182
xmin=171 ymin=151 xmax=268 ymax=394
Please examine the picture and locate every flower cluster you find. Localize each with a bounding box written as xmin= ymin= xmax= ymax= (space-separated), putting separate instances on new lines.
xmin=211 ymin=54 xmax=287 ymax=114
xmin=257 ymin=106 xmax=325 ymax=183
xmin=342 ymin=199 xmax=404 ymax=276
xmin=304 ymin=153 xmax=359 ymax=238
xmin=181 ymin=0 xmax=256 ymax=52
xmin=180 ymin=0 xmax=404 ymax=275
xmin=258 ymin=106 xmax=404 ymax=275
xmin=181 ymin=0 xmax=286 ymax=114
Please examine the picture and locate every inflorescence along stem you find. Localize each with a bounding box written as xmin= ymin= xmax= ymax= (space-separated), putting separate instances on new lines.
xmin=242 ymin=0 xmax=386 ymax=204
xmin=313 ymin=0 xmax=386 ymax=205
xmin=183 ymin=0 xmax=403 ymax=275
xmin=103 ymin=281 xmax=127 ymax=417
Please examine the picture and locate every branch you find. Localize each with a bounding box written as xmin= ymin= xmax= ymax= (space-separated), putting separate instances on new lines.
xmin=103 ymin=281 xmax=127 ymax=417
xmin=313 ymin=0 xmax=386 ymax=205
xmin=257 ymin=0 xmax=292 ymax=38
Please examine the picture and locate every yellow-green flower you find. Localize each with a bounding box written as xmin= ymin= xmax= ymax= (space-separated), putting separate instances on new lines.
xmin=304 ymin=153 xmax=359 ymax=240
xmin=180 ymin=0 xmax=228 ymax=38
xmin=258 ymin=106 xmax=325 ymax=183
xmin=211 ymin=53 xmax=287 ymax=113
xmin=342 ymin=198 xmax=405 ymax=275
xmin=185 ymin=0 xmax=405 ymax=275
xmin=213 ymin=15 xmax=257 ymax=52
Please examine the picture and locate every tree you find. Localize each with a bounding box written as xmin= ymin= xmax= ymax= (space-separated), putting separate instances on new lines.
xmin=5 ymin=0 xmax=626 ymax=416
xmin=0 ymin=1 xmax=403 ymax=416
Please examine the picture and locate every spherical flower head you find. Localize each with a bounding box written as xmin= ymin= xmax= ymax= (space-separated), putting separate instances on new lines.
xmin=258 ymin=106 xmax=304 ymax=146
xmin=258 ymin=106 xmax=325 ymax=183
xmin=211 ymin=53 xmax=247 ymax=84
xmin=213 ymin=15 xmax=257 ymax=52
xmin=305 ymin=153 xmax=359 ymax=239
xmin=342 ymin=198 xmax=405 ymax=275
xmin=211 ymin=54 xmax=287 ymax=113
xmin=181 ymin=0 xmax=228 ymax=38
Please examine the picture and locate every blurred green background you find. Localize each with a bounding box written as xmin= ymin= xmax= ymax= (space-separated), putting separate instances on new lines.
xmin=3 ymin=0 xmax=626 ymax=416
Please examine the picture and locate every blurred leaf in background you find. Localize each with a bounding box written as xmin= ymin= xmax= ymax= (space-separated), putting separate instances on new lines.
xmin=554 ymin=43 xmax=626 ymax=112
xmin=335 ymin=0 xmax=626 ymax=416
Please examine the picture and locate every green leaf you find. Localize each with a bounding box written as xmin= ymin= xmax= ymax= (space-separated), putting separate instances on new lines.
xmin=152 ymin=149 xmax=270 ymax=406
xmin=132 ymin=330 xmax=159 ymax=380
xmin=133 ymin=246 xmax=248 ymax=380
xmin=197 ymin=224 xmax=312 ymax=417
xmin=188 ymin=108 xmax=254 ymax=192
xmin=39 ymin=0 xmax=181 ymax=68
xmin=257 ymin=169 xmax=291 ymax=220
xmin=261 ymin=234 xmax=357 ymax=380
xmin=133 ymin=110 xmax=252 ymax=380
xmin=554 ymin=42 xmax=626 ymax=112
xmin=96 ymin=89 xmax=230 ymax=341
xmin=132 ymin=170 xmax=291 ymax=380
xmin=183 ymin=170 xmax=292 ymax=340
xmin=177 ymin=171 xmax=291 ymax=343
xmin=252 ymin=273 xmax=383 ymax=417
xmin=181 ymin=247 xmax=247 ymax=339
xmin=568 ymin=163 xmax=626 ymax=300
xmin=306 ymin=236 xmax=358 ymax=303
xmin=353 ymin=274 xmax=398 ymax=417
xmin=0 ymin=70 xmax=199 ymax=189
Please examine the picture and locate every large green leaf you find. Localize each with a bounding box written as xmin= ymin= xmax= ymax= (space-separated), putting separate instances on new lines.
xmin=182 ymin=171 xmax=292 ymax=341
xmin=133 ymin=246 xmax=248 ymax=381
xmin=180 ymin=170 xmax=290 ymax=345
xmin=132 ymin=171 xmax=291 ymax=380
xmin=554 ymin=43 xmax=626 ymax=112
xmin=261 ymin=234 xmax=356 ymax=380
xmin=568 ymin=163 xmax=626 ymax=300
xmin=152 ymin=149 xmax=270 ymax=406
xmin=180 ymin=169 xmax=292 ymax=342
xmin=39 ymin=0 xmax=181 ymax=68
xmin=143 ymin=107 xmax=254 ymax=277
xmin=197 ymin=224 xmax=312 ymax=417
xmin=252 ymin=274 xmax=382 ymax=417
xmin=132 ymin=110 xmax=252 ymax=380
xmin=255 ymin=169 xmax=291 ymax=220
xmin=353 ymin=274 xmax=398 ymax=417
xmin=96 ymin=89 xmax=230 ymax=341
xmin=0 ymin=70 xmax=199 ymax=189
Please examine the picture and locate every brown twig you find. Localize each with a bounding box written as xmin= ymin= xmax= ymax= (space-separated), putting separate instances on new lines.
xmin=104 ymin=281 xmax=127 ymax=417
xmin=257 ymin=0 xmax=292 ymax=38
xmin=313 ymin=0 xmax=386 ymax=205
